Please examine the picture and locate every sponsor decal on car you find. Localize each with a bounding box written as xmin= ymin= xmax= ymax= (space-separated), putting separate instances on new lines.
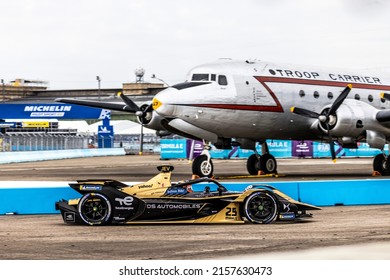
xmin=146 ymin=203 xmax=202 ymax=210
xmin=115 ymin=197 xmax=135 ymax=210
xmin=138 ymin=184 xmax=153 ymax=189
xmin=165 ymin=187 xmax=188 ymax=195
xmin=80 ymin=185 xmax=102 ymax=191
xmin=283 ymin=203 xmax=291 ymax=212
xmin=279 ymin=212 xmax=296 ymax=220
xmin=64 ymin=212 xmax=76 ymax=222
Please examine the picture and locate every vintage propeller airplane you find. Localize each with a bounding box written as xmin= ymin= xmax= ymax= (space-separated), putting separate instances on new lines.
xmin=56 ymin=59 xmax=390 ymax=178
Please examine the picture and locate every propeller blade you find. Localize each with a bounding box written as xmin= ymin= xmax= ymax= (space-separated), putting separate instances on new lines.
xmin=143 ymin=103 xmax=153 ymax=113
xmin=329 ymin=139 xmax=336 ymax=162
xmin=290 ymin=107 xmax=320 ymax=119
xmin=380 ymin=92 xmax=390 ymax=101
xmin=118 ymin=92 xmax=140 ymax=113
xmin=325 ymin=123 xmax=336 ymax=162
xmin=327 ymin=84 xmax=352 ymax=116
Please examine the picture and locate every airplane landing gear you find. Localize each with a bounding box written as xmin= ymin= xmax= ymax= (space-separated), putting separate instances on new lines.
xmin=192 ymin=141 xmax=278 ymax=177
xmin=373 ymin=153 xmax=390 ymax=176
xmin=246 ymin=142 xmax=277 ymax=175
xmin=246 ymin=153 xmax=277 ymax=175
xmin=192 ymin=144 xmax=214 ymax=178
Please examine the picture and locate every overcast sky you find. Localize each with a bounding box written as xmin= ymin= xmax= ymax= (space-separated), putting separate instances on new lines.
xmin=1 ymin=0 xmax=390 ymax=89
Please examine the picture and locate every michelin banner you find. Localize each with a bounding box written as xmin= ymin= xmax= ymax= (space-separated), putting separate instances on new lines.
xmin=0 ymin=104 xmax=109 ymax=119
xmin=160 ymin=139 xmax=385 ymax=160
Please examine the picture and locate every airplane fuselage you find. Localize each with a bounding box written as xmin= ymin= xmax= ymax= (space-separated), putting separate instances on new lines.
xmin=153 ymin=59 xmax=390 ymax=145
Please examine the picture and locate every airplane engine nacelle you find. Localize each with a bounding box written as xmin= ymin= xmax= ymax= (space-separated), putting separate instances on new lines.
xmin=137 ymin=105 xmax=166 ymax=131
xmin=321 ymin=100 xmax=377 ymax=137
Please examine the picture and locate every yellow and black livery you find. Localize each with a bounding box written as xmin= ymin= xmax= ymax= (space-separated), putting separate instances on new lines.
xmin=56 ymin=165 xmax=320 ymax=225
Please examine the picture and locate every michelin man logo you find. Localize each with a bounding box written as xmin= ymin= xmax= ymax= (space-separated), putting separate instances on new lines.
xmin=99 ymin=109 xmax=111 ymax=120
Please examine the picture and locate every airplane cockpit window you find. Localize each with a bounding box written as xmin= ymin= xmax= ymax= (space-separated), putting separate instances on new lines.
xmin=218 ymin=75 xmax=228 ymax=86
xmin=192 ymin=74 xmax=209 ymax=81
xmin=191 ymin=73 xmax=227 ymax=85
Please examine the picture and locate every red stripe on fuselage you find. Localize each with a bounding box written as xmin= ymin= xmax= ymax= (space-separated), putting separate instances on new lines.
xmin=193 ymin=103 xmax=283 ymax=112
xmin=179 ymin=76 xmax=390 ymax=112
xmin=256 ymin=76 xmax=390 ymax=91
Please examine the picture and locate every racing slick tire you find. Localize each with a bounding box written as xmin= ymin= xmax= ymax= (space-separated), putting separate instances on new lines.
xmin=192 ymin=155 xmax=214 ymax=178
xmin=373 ymin=154 xmax=390 ymax=176
xmin=78 ymin=193 xmax=113 ymax=225
xmin=259 ymin=153 xmax=277 ymax=174
xmin=246 ymin=154 xmax=259 ymax=175
xmin=243 ymin=191 xmax=278 ymax=224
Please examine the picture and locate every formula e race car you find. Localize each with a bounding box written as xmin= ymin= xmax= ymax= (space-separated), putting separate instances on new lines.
xmin=56 ymin=166 xmax=320 ymax=225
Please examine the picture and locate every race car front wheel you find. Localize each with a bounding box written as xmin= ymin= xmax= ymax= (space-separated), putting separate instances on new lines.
xmin=78 ymin=193 xmax=112 ymax=226
xmin=243 ymin=191 xmax=278 ymax=224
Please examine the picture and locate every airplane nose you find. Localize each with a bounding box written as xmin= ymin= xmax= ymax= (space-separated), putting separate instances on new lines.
xmin=152 ymin=88 xmax=176 ymax=117
xmin=152 ymin=97 xmax=162 ymax=111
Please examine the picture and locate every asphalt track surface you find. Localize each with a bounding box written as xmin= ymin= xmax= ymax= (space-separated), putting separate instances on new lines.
xmin=0 ymin=155 xmax=390 ymax=260
xmin=0 ymin=154 xmax=385 ymax=182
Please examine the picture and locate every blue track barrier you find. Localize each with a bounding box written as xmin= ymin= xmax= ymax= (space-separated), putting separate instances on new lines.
xmin=1 ymin=179 xmax=389 ymax=215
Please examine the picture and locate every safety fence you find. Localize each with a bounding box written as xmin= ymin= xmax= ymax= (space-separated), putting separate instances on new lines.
xmin=0 ymin=133 xmax=161 ymax=153
xmin=112 ymin=134 xmax=161 ymax=154
xmin=0 ymin=134 xmax=89 ymax=151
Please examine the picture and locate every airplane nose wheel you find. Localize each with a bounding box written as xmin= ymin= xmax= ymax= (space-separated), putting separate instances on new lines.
xmin=192 ymin=154 xmax=214 ymax=178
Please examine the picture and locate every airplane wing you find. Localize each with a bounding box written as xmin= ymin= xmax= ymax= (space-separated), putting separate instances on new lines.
xmin=55 ymin=98 xmax=137 ymax=113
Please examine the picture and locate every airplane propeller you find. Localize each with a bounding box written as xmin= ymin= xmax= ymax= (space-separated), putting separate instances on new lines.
xmin=380 ymin=92 xmax=390 ymax=101
xmin=118 ymin=92 xmax=141 ymax=113
xmin=118 ymin=92 xmax=153 ymax=124
xmin=290 ymin=84 xmax=352 ymax=162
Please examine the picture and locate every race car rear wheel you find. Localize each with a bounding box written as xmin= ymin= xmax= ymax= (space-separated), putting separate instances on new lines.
xmin=78 ymin=193 xmax=112 ymax=225
xmin=243 ymin=191 xmax=278 ymax=224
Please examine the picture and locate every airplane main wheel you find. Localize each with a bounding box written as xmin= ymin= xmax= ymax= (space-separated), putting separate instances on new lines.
xmin=192 ymin=155 xmax=214 ymax=178
xmin=78 ymin=193 xmax=112 ymax=225
xmin=259 ymin=154 xmax=277 ymax=174
xmin=243 ymin=191 xmax=278 ymax=224
xmin=373 ymin=154 xmax=390 ymax=176
xmin=247 ymin=154 xmax=260 ymax=175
